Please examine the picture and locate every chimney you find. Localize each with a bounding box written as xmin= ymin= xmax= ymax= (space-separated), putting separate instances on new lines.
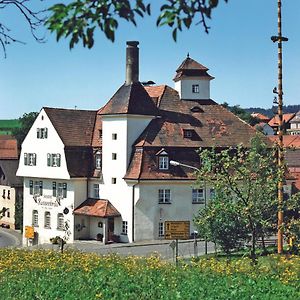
xmin=125 ymin=41 xmax=139 ymax=85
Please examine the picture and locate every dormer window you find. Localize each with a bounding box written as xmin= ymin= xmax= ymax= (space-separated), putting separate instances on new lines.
xmin=192 ymin=84 xmax=199 ymax=93
xmin=183 ymin=129 xmax=194 ymax=139
xmin=156 ymin=149 xmax=169 ymax=170
xmin=190 ymin=106 xmax=203 ymax=113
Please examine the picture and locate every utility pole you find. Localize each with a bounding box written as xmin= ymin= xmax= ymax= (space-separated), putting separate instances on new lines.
xmin=271 ymin=0 xmax=288 ymax=254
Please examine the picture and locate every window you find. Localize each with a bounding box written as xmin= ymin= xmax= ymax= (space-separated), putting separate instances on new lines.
xmin=52 ymin=182 xmax=57 ymax=197
xmin=112 ymin=178 xmax=117 ymax=184
xmin=57 ymin=183 xmax=67 ymax=198
xmin=2 ymin=189 xmax=5 ymax=199
xmin=158 ymin=222 xmax=164 ymax=238
xmin=93 ymin=184 xmax=100 ymax=198
xmin=47 ymin=153 xmax=61 ymax=167
xmin=112 ymin=153 xmax=117 ymax=160
xmin=37 ymin=128 xmax=48 ymax=139
xmin=95 ymin=153 xmax=101 ymax=169
xmin=7 ymin=190 xmax=10 ymax=199
xmin=122 ymin=221 xmax=128 ymax=235
xmin=159 ymin=156 xmax=169 ymax=170
xmin=192 ymin=189 xmax=204 ymax=204
xmin=32 ymin=210 xmax=38 ymax=227
xmin=158 ymin=189 xmax=171 ymax=203
xmin=6 ymin=209 xmax=10 ymax=218
xmin=57 ymin=213 xmax=64 ymax=230
xmin=44 ymin=211 xmax=51 ymax=228
xmin=24 ymin=153 xmax=36 ymax=166
xmin=112 ymin=133 xmax=117 ymax=140
xmin=183 ymin=129 xmax=194 ymax=138
xmin=192 ymin=84 xmax=199 ymax=93
xmin=33 ymin=181 xmax=43 ymax=196
xmin=29 ymin=180 xmax=33 ymax=195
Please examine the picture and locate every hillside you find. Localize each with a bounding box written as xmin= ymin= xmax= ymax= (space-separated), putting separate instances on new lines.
xmin=244 ymin=105 xmax=300 ymax=118
xmin=0 ymin=119 xmax=20 ymax=135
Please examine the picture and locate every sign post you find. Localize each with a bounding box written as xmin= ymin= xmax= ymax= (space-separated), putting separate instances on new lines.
xmin=165 ymin=221 xmax=190 ymax=266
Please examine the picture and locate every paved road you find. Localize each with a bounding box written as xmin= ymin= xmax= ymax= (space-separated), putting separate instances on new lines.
xmin=0 ymin=228 xmax=21 ymax=248
xmin=39 ymin=239 xmax=216 ymax=260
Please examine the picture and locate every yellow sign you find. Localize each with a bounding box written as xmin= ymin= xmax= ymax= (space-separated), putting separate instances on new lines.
xmin=165 ymin=221 xmax=190 ymax=240
xmin=25 ymin=226 xmax=34 ymax=239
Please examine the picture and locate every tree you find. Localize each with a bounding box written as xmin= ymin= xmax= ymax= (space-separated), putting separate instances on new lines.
xmin=0 ymin=1 xmax=46 ymax=57
xmin=195 ymin=197 xmax=249 ymax=255
xmin=46 ymin=0 xmax=228 ymax=49
xmin=12 ymin=112 xmax=38 ymax=148
xmin=195 ymin=134 xmax=279 ymax=258
xmin=221 ymin=103 xmax=260 ymax=126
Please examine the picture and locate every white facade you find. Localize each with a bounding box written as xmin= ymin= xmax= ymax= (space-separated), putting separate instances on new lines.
xmin=175 ymin=78 xmax=211 ymax=100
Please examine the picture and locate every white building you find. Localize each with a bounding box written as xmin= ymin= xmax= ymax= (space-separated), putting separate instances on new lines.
xmin=17 ymin=41 xmax=258 ymax=245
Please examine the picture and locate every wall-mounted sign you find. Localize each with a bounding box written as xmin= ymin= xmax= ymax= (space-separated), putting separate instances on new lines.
xmin=165 ymin=221 xmax=190 ymax=240
xmin=25 ymin=226 xmax=34 ymax=239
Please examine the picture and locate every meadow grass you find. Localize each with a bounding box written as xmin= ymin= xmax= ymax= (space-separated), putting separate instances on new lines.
xmin=0 ymin=249 xmax=299 ymax=299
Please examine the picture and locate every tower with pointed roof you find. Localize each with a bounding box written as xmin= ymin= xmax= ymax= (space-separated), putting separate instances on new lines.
xmin=174 ymin=55 xmax=214 ymax=100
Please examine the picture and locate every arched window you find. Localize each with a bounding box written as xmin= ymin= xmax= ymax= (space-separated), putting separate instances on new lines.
xmin=44 ymin=211 xmax=51 ymax=228
xmin=57 ymin=213 xmax=64 ymax=230
xmin=32 ymin=210 xmax=38 ymax=227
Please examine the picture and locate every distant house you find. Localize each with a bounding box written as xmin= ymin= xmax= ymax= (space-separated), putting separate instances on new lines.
xmin=287 ymin=111 xmax=300 ymax=135
xmin=0 ymin=135 xmax=23 ymax=229
xmin=251 ymin=112 xmax=270 ymax=123
xmin=268 ymin=113 xmax=295 ymax=135
xmin=268 ymin=135 xmax=300 ymax=195
xmin=254 ymin=122 xmax=274 ymax=136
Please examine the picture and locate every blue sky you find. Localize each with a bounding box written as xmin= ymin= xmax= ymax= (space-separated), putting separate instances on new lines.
xmin=0 ymin=0 xmax=299 ymax=119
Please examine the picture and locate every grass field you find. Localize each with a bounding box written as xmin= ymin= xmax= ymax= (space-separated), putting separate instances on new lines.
xmin=0 ymin=119 xmax=20 ymax=135
xmin=0 ymin=249 xmax=299 ymax=299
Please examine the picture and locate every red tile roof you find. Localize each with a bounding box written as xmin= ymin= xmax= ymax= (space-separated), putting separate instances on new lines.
xmin=136 ymin=85 xmax=259 ymax=148
xmin=268 ymin=135 xmax=300 ymax=148
xmin=251 ymin=113 xmax=270 ymax=122
xmin=268 ymin=113 xmax=295 ymax=127
xmin=100 ymin=82 xmax=159 ymax=116
xmin=44 ymin=107 xmax=97 ymax=147
xmin=0 ymin=136 xmax=18 ymax=159
xmin=74 ymin=198 xmax=120 ymax=217
xmin=174 ymin=57 xmax=214 ymax=81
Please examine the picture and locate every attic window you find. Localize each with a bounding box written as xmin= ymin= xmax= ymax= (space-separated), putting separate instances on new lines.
xmin=156 ymin=149 xmax=169 ymax=170
xmin=190 ymin=106 xmax=203 ymax=113
xmin=183 ymin=129 xmax=194 ymax=139
xmin=192 ymin=84 xmax=199 ymax=93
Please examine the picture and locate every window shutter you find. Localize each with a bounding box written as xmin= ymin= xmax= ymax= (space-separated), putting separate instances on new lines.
xmin=33 ymin=153 xmax=37 ymax=166
xmin=44 ymin=128 xmax=48 ymax=138
xmin=37 ymin=128 xmax=40 ymax=139
xmin=63 ymin=183 xmax=67 ymax=198
xmin=47 ymin=154 xmax=51 ymax=166
xmin=39 ymin=181 xmax=43 ymax=196
xmin=57 ymin=154 xmax=61 ymax=167
xmin=52 ymin=182 xmax=57 ymax=197
xmin=24 ymin=153 xmax=28 ymax=165
xmin=29 ymin=180 xmax=33 ymax=195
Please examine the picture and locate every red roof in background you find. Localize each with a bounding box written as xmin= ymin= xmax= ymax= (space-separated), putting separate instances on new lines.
xmin=74 ymin=199 xmax=120 ymax=218
xmin=0 ymin=136 xmax=18 ymax=159
xmin=251 ymin=113 xmax=270 ymax=122
xmin=268 ymin=135 xmax=300 ymax=148
xmin=268 ymin=113 xmax=295 ymax=127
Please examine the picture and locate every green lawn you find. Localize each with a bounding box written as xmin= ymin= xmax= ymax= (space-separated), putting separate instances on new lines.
xmin=0 ymin=249 xmax=299 ymax=299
